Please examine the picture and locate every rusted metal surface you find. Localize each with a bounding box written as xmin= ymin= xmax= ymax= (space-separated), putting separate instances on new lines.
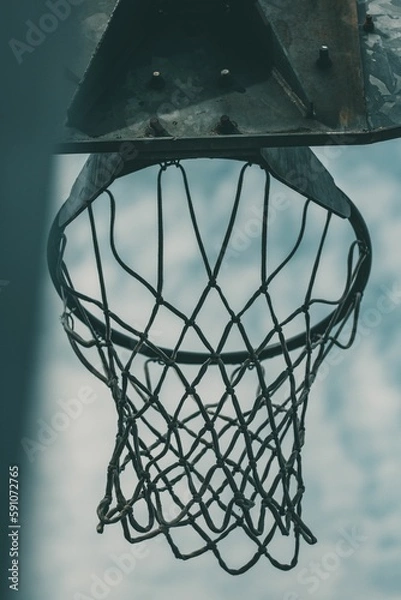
xmin=61 ymin=1 xmax=116 ymax=110
xmin=57 ymin=0 xmax=401 ymax=153
xmin=260 ymin=147 xmax=351 ymax=218
xmin=53 ymin=146 xmax=351 ymax=230
xmin=361 ymin=0 xmax=401 ymax=131
xmin=262 ymin=0 xmax=366 ymax=131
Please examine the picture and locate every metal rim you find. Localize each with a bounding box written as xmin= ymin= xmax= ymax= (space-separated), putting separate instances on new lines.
xmin=48 ymin=156 xmax=372 ymax=365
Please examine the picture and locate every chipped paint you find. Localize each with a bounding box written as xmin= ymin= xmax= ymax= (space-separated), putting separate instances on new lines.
xmin=362 ymin=1 xmax=401 ymax=128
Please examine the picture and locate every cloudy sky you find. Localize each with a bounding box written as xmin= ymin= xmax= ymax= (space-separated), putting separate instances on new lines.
xmin=21 ymin=140 xmax=401 ymax=600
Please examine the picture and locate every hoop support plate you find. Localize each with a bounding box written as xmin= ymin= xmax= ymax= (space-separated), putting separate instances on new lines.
xmin=56 ymin=0 xmax=401 ymax=153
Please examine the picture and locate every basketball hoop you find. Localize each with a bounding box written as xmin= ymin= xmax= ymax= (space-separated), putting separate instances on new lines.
xmin=45 ymin=0 xmax=396 ymax=573
xmin=48 ymin=150 xmax=371 ymax=573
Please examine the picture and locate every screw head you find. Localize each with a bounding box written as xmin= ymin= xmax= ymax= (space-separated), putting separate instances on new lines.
xmin=217 ymin=114 xmax=238 ymax=134
xmin=219 ymin=68 xmax=232 ymax=87
xmin=316 ymin=45 xmax=332 ymax=69
xmin=363 ymin=14 xmax=374 ymax=33
xmin=149 ymin=71 xmax=165 ymax=90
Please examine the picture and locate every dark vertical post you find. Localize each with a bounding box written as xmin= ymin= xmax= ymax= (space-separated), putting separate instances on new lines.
xmin=0 ymin=4 xmax=76 ymax=598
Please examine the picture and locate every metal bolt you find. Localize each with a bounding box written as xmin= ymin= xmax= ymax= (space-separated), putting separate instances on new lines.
xmin=363 ymin=14 xmax=374 ymax=33
xmin=219 ymin=68 xmax=232 ymax=87
xmin=149 ymin=71 xmax=165 ymax=90
xmin=217 ymin=114 xmax=238 ymax=134
xmin=316 ymin=45 xmax=332 ymax=69
xmin=148 ymin=117 xmax=169 ymax=137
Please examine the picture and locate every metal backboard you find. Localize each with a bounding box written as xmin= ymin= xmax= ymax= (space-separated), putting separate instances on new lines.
xmin=57 ymin=0 xmax=401 ymax=154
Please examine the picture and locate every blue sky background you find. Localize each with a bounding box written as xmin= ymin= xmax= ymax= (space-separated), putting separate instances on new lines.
xmin=21 ymin=140 xmax=401 ymax=600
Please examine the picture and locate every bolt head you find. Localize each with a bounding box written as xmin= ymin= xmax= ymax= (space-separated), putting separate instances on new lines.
xmin=149 ymin=71 xmax=165 ymax=90
xmin=219 ymin=68 xmax=233 ymax=87
xmin=316 ymin=45 xmax=332 ymax=69
xmin=363 ymin=14 xmax=374 ymax=32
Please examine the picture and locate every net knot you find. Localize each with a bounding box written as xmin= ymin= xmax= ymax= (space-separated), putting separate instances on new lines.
xmin=311 ymin=332 xmax=324 ymax=346
xmin=147 ymin=482 xmax=157 ymax=493
xmin=280 ymin=463 xmax=290 ymax=476
xmin=261 ymin=497 xmax=273 ymax=508
xmin=186 ymin=513 xmax=196 ymax=525
xmin=121 ymin=503 xmax=132 ymax=516
xmin=234 ymin=491 xmax=255 ymax=508
xmin=158 ymin=357 xmax=175 ymax=367
xmin=107 ymin=375 xmax=119 ymax=389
